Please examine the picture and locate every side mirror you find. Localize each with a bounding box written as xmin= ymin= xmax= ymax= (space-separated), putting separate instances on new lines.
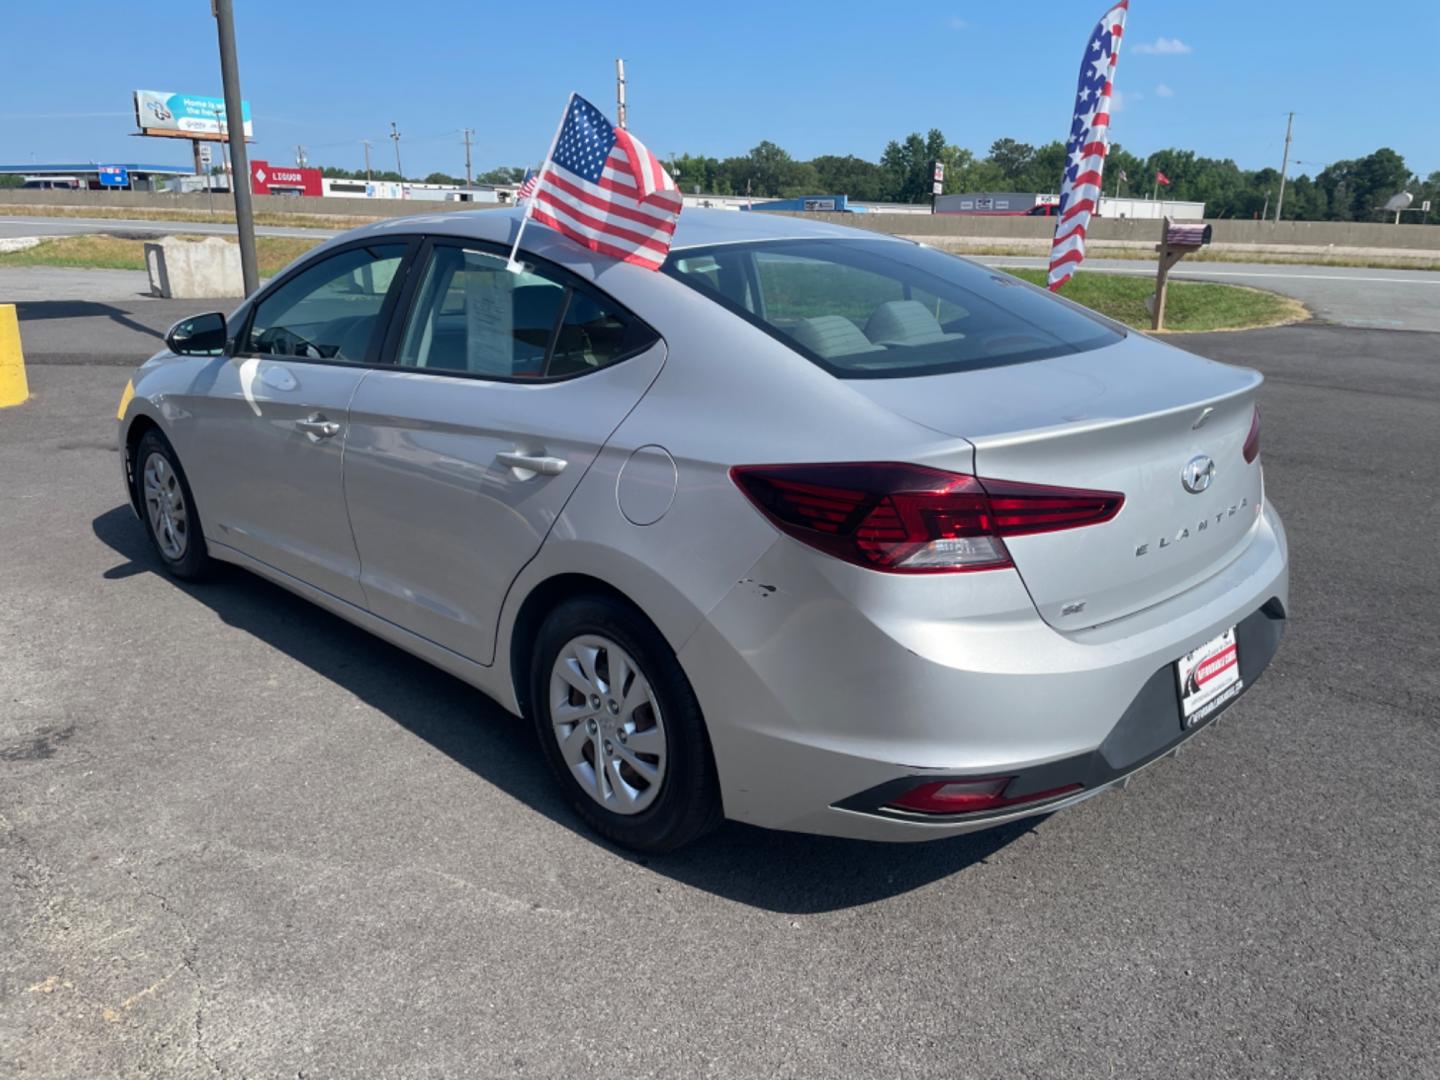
xmin=165 ymin=312 xmax=228 ymax=356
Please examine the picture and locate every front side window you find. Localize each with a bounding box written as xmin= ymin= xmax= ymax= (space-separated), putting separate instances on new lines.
xmin=245 ymin=243 xmax=406 ymax=362
xmin=395 ymin=246 xmax=654 ymax=378
xmin=668 ymin=239 xmax=1123 ymax=378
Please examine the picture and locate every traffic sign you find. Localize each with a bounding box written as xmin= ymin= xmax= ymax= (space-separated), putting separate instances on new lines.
xmin=199 ymin=144 xmax=213 ymax=168
xmin=97 ymin=166 xmax=130 ymax=188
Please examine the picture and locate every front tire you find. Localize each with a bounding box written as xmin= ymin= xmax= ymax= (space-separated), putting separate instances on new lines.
xmin=134 ymin=429 xmax=215 ymax=581
xmin=531 ymin=596 xmax=722 ymax=853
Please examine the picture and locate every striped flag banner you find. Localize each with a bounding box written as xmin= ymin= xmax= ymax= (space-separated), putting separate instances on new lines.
xmin=1048 ymin=0 xmax=1129 ymax=291
xmin=507 ymin=94 xmax=682 ymax=272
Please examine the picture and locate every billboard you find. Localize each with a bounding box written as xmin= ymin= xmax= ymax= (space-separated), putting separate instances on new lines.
xmin=133 ymin=90 xmax=252 ymax=140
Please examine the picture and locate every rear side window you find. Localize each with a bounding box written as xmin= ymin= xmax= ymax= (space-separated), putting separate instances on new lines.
xmin=246 ymin=244 xmax=406 ymax=362
xmin=668 ymin=239 xmax=1122 ymax=378
xmin=396 ymin=246 xmax=656 ymax=379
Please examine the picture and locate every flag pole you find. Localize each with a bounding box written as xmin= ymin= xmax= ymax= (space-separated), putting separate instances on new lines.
xmin=506 ymin=92 xmax=575 ymax=273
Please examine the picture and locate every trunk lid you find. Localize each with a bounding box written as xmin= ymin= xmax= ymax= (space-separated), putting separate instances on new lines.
xmin=851 ymin=334 xmax=1265 ymax=629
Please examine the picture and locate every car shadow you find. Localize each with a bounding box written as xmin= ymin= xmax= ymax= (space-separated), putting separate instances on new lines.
xmin=93 ymin=505 xmax=1032 ymax=914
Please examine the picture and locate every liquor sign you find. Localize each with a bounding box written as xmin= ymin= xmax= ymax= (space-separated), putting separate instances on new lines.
xmin=250 ymin=160 xmax=323 ymax=197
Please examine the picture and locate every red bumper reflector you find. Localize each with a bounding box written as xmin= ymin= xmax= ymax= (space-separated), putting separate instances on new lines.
xmin=888 ymin=778 xmax=1083 ymax=816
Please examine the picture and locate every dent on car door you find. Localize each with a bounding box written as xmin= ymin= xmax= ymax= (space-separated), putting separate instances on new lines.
xmin=342 ymin=242 xmax=665 ymax=664
xmin=182 ymin=241 xmax=412 ymax=605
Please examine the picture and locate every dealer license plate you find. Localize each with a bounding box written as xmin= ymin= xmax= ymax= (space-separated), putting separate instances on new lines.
xmin=1176 ymin=627 xmax=1243 ymax=728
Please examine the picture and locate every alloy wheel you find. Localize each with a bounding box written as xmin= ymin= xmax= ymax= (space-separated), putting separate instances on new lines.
xmin=548 ymin=634 xmax=668 ymax=815
xmin=142 ymin=451 xmax=189 ymax=561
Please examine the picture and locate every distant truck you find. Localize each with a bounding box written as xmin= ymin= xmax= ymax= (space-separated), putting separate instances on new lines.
xmin=936 ymin=191 xmax=1207 ymax=220
xmin=934 ymin=192 xmax=1060 ymax=216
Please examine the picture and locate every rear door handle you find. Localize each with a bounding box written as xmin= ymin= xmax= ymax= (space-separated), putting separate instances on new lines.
xmin=496 ymin=451 xmax=568 ymax=477
xmin=295 ymin=413 xmax=341 ymax=439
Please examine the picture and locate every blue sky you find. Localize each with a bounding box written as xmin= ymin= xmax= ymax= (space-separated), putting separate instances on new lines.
xmin=3 ymin=1 xmax=1435 ymax=180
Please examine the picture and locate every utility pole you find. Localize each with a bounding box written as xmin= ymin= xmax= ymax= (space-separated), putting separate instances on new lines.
xmin=389 ymin=121 xmax=404 ymax=180
xmin=462 ymin=128 xmax=474 ymax=188
xmin=295 ymin=145 xmax=307 ymax=168
xmin=1274 ymin=111 xmax=1294 ymax=223
xmin=361 ymin=139 xmax=373 ymax=182
xmin=212 ymin=0 xmax=258 ymax=295
xmin=616 ymin=58 xmax=627 ymax=129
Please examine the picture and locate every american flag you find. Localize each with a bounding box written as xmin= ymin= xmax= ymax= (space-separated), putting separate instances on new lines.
xmin=516 ymin=168 xmax=539 ymax=201
xmin=526 ymin=94 xmax=682 ymax=271
xmin=1048 ymin=0 xmax=1129 ymax=291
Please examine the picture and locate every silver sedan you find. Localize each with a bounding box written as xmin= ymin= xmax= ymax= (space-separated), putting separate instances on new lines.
xmin=118 ymin=207 xmax=1288 ymax=851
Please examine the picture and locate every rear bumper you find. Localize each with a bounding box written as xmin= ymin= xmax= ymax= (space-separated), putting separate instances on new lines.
xmin=679 ymin=503 xmax=1289 ymax=842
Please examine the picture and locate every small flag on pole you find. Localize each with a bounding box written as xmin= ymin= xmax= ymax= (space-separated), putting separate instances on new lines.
xmin=507 ymin=94 xmax=682 ymax=272
xmin=516 ymin=168 xmax=539 ymax=201
xmin=1155 ymin=169 xmax=1172 ymax=186
xmin=1048 ymin=0 xmax=1129 ymax=291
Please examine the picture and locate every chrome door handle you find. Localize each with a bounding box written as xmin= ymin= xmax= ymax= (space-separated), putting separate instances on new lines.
xmin=496 ymin=451 xmax=568 ymax=477
xmin=295 ymin=414 xmax=341 ymax=439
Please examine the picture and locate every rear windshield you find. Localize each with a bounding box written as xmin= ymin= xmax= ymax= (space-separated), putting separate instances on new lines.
xmin=666 ymin=238 xmax=1123 ymax=378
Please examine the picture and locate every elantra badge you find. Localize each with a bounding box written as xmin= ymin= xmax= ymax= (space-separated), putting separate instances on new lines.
xmin=1181 ymin=455 xmax=1216 ymax=494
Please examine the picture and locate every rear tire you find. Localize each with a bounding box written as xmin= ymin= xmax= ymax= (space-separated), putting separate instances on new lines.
xmin=531 ymin=595 xmax=722 ymax=853
xmin=134 ymin=429 xmax=215 ymax=581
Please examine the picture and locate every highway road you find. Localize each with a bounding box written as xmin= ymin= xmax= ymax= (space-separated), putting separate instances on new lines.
xmin=0 ymin=214 xmax=337 ymax=241
xmin=4 ymin=212 xmax=1439 ymax=331
xmin=982 ymin=255 xmax=1440 ymax=333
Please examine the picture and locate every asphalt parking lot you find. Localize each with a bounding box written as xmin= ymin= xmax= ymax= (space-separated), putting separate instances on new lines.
xmin=2 ymin=318 xmax=1438 ymax=1078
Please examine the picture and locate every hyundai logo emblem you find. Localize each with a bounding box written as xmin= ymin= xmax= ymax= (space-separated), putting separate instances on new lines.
xmin=1181 ymin=455 xmax=1216 ymax=494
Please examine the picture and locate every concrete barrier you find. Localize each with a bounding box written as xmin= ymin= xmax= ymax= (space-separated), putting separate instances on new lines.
xmin=0 ymin=304 xmax=29 ymax=408
xmin=144 ymin=236 xmax=244 ymax=299
xmin=786 ymin=211 xmax=1440 ymax=253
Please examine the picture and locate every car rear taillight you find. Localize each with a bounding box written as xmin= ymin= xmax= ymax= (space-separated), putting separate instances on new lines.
xmin=888 ymin=777 xmax=1083 ymax=815
xmin=729 ymin=463 xmax=1123 ymax=574
xmin=1242 ymin=405 xmax=1261 ymax=464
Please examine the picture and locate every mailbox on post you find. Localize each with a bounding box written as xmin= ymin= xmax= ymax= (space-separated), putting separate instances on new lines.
xmin=1148 ymin=217 xmax=1213 ymax=331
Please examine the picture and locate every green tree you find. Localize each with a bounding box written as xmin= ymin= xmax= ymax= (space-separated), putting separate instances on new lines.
xmin=669 ymin=154 xmax=721 ymax=195
xmin=1352 ymin=148 xmax=1411 ymax=219
xmin=881 ymin=129 xmax=951 ymax=203
xmin=810 ymin=154 xmax=890 ymax=200
xmin=1016 ymin=141 xmax=1067 ymax=193
xmin=715 ymin=141 xmax=809 ymax=198
xmin=476 ymin=166 xmax=526 ymax=185
xmin=988 ymin=137 xmax=1036 ymax=184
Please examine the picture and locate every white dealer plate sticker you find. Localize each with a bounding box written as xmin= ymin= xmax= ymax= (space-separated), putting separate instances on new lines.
xmin=1176 ymin=627 xmax=1243 ymax=727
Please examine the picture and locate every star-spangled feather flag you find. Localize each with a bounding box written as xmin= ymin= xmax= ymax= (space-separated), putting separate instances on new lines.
xmin=508 ymin=94 xmax=682 ymax=272
xmin=1048 ymin=0 xmax=1129 ymax=291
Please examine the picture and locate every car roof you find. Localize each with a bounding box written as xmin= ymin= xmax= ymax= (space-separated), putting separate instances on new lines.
xmin=350 ymin=205 xmax=907 ymax=255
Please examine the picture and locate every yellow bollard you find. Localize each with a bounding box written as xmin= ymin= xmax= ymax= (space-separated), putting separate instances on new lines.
xmin=0 ymin=303 xmax=29 ymax=408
